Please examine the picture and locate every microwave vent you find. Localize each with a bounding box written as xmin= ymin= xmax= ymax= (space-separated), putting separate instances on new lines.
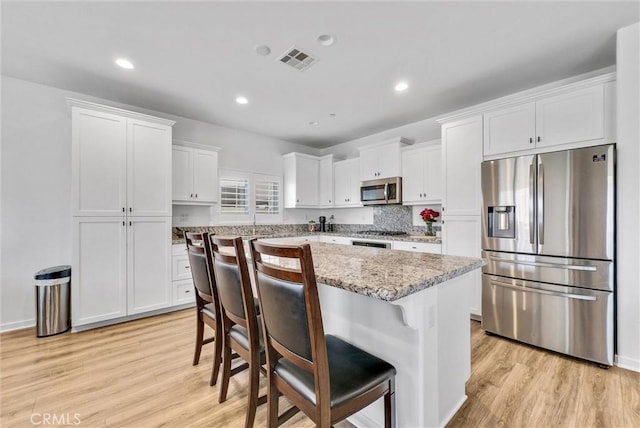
xmin=278 ymin=46 xmax=318 ymax=72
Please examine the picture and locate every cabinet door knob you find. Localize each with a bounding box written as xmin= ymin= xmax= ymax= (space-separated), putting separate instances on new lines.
xmin=129 ymin=221 xmax=132 ymax=226
xmin=190 ymin=193 xmax=193 ymax=198
xmin=195 ymin=193 xmax=198 ymax=198
xmin=537 ymin=136 xmax=541 ymax=142
xmin=122 ymin=207 xmax=125 ymax=213
xmin=530 ymin=137 xmax=533 ymax=144
xmin=122 ymin=221 xmax=125 ymax=226
xmin=129 ymin=207 xmax=132 ymax=212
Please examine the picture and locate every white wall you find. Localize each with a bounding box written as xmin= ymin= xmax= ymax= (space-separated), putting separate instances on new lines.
xmin=615 ymin=22 xmax=640 ymax=372
xmin=0 ymin=75 xmax=318 ymax=330
xmin=321 ymin=116 xmax=441 ymax=160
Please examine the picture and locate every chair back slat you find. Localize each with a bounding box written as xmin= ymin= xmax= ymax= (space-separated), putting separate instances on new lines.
xmin=250 ymin=240 xmax=328 ymax=375
xmin=209 ymin=236 xmax=257 ymax=334
xmin=185 ymin=232 xmax=214 ymax=299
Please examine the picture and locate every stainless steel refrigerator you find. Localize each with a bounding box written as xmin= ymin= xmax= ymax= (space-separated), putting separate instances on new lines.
xmin=481 ymin=144 xmax=615 ymax=366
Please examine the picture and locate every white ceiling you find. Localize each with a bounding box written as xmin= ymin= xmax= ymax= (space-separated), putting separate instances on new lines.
xmin=2 ymin=1 xmax=638 ymax=148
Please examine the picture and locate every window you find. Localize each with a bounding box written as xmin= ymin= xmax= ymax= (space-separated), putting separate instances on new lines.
xmin=220 ymin=177 xmax=249 ymax=215
xmin=218 ymin=170 xmax=282 ymax=223
xmin=255 ymin=177 xmax=280 ymax=215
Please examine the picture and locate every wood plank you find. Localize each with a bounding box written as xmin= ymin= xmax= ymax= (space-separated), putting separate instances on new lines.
xmin=1 ymin=311 xmax=638 ymax=428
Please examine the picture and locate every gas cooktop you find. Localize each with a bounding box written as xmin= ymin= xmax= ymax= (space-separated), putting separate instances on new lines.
xmin=359 ymin=230 xmax=408 ymax=236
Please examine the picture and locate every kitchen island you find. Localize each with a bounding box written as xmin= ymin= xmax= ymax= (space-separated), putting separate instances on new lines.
xmin=258 ymin=239 xmax=485 ymax=428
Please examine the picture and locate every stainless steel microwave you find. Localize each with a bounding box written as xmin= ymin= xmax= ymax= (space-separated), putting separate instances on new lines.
xmin=360 ymin=177 xmax=402 ymax=205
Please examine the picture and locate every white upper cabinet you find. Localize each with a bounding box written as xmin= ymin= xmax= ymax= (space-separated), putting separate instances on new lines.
xmin=359 ymin=137 xmax=409 ymax=181
xmin=442 ymin=116 xmax=483 ymax=216
xmin=70 ymin=99 xmax=174 ymax=217
xmin=535 ymin=84 xmax=604 ymax=148
xmin=283 ymin=153 xmax=319 ymax=208
xmin=318 ymin=155 xmax=334 ymax=208
xmin=172 ymin=143 xmax=219 ymax=204
xmin=483 ymin=83 xmax=610 ymax=157
xmin=334 ymin=158 xmax=361 ymax=207
xmin=402 ymin=144 xmax=442 ymax=205
xmin=127 ymin=119 xmax=172 ymax=216
xmin=483 ymin=102 xmax=536 ymax=155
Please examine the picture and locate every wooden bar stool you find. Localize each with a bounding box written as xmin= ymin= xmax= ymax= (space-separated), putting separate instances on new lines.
xmin=185 ymin=232 xmax=223 ymax=387
xmin=209 ymin=236 xmax=265 ymax=428
xmin=249 ymin=239 xmax=397 ymax=428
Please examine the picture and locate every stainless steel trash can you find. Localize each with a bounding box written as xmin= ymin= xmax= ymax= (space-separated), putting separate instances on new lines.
xmin=35 ymin=265 xmax=71 ymax=337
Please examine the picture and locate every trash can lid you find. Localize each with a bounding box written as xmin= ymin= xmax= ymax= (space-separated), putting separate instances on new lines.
xmin=35 ymin=265 xmax=71 ymax=280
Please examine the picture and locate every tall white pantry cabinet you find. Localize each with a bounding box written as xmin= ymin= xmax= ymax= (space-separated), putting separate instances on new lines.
xmin=68 ymin=99 xmax=175 ymax=329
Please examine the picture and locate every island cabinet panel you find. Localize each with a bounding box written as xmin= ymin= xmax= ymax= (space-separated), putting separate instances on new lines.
xmin=318 ymin=272 xmax=473 ymax=428
xmin=171 ymin=244 xmax=195 ymax=306
xmin=283 ymin=153 xmax=319 ymax=208
xmin=172 ymin=145 xmax=220 ymax=204
xmin=392 ymin=240 xmax=441 ymax=254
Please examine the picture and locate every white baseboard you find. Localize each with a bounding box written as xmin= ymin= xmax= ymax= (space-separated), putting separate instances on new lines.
xmin=347 ymin=411 xmax=381 ymax=428
xmin=440 ymin=394 xmax=468 ymax=428
xmin=0 ymin=319 xmax=35 ymax=333
xmin=615 ymin=354 xmax=640 ymax=372
xmin=71 ymin=303 xmax=194 ymax=332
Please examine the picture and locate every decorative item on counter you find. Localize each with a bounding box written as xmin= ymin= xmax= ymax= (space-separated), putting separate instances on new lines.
xmin=308 ymin=220 xmax=317 ymax=232
xmin=419 ymin=208 xmax=440 ymax=236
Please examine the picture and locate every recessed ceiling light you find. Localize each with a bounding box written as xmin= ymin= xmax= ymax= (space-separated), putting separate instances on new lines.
xmin=394 ymin=81 xmax=409 ymax=92
xmin=254 ymin=45 xmax=271 ymax=56
xmin=309 ymin=121 xmax=319 ymax=126
xmin=115 ymin=58 xmax=134 ymax=69
xmin=317 ymin=34 xmax=336 ymax=47
xmin=235 ymin=96 xmax=249 ymax=105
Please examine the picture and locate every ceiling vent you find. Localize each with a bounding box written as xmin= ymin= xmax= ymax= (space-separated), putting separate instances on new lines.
xmin=278 ymin=46 xmax=318 ymax=72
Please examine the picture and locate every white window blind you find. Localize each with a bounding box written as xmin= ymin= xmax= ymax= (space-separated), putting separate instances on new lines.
xmin=255 ymin=179 xmax=280 ymax=215
xmin=220 ymin=177 xmax=249 ymax=215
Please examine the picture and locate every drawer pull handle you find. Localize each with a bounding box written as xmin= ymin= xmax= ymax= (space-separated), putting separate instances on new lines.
xmin=184 ymin=266 xmax=191 ymax=269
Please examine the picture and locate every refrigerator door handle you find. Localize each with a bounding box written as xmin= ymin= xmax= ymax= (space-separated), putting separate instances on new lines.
xmin=529 ymin=162 xmax=535 ymax=244
xmin=489 ymin=278 xmax=597 ymax=301
xmin=537 ymin=161 xmax=545 ymax=245
xmin=488 ymin=255 xmax=598 ymax=271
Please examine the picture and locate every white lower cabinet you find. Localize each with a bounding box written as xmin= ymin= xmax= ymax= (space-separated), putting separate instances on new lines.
xmin=318 ymin=235 xmax=353 ymax=245
xmin=72 ymin=217 xmax=172 ymax=327
xmin=392 ymin=240 xmax=441 ymax=254
xmin=442 ymin=215 xmax=482 ymax=319
xmin=172 ymin=244 xmax=196 ymax=306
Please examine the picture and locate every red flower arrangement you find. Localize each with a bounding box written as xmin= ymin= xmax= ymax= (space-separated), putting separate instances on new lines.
xmin=420 ymin=208 xmax=440 ymax=223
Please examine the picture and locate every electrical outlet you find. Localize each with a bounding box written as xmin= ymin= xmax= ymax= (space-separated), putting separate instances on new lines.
xmin=180 ymin=213 xmax=188 ymax=222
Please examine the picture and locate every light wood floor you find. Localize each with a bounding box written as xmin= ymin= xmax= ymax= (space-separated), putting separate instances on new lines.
xmin=1 ymin=309 xmax=638 ymax=428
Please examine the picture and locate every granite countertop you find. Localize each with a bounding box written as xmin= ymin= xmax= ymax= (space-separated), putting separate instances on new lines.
xmin=172 ymin=231 xmax=442 ymax=246
xmin=258 ymin=241 xmax=484 ymax=302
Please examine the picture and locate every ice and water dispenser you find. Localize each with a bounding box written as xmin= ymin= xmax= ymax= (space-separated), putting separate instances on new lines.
xmin=487 ymin=206 xmax=515 ymax=239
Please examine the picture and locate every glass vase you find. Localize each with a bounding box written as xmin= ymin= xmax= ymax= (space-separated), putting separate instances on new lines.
xmin=425 ymin=222 xmax=434 ymax=236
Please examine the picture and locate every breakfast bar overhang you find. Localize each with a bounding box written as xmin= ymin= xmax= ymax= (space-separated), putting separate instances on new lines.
xmin=264 ymin=240 xmax=485 ymax=428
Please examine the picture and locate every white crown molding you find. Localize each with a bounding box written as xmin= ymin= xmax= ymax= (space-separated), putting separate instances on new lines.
xmin=66 ymin=97 xmax=176 ymax=126
xmin=173 ymin=139 xmax=221 ymax=152
xmin=282 ymin=152 xmax=321 ymax=160
xmin=437 ymin=67 xmax=616 ymax=124
xmin=358 ymin=136 xmax=413 ymax=152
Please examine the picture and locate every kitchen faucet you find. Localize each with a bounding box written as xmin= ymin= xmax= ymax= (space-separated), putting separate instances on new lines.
xmin=252 ymin=213 xmax=256 ymax=236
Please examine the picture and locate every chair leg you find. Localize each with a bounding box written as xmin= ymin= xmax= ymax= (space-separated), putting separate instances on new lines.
xmin=385 ymin=378 xmax=396 ymax=428
xmin=218 ymin=339 xmax=232 ymax=403
xmin=209 ymin=325 xmax=222 ymax=386
xmin=244 ymin=358 xmax=260 ymax=428
xmin=193 ymin=311 xmax=204 ymax=366
xmin=266 ymin=376 xmax=279 ymax=428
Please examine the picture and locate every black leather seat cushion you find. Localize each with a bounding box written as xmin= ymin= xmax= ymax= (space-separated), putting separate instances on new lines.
xmin=229 ymin=317 xmax=265 ymax=353
xmin=202 ymin=303 xmax=216 ymax=319
xmin=274 ymin=335 xmax=396 ymax=408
